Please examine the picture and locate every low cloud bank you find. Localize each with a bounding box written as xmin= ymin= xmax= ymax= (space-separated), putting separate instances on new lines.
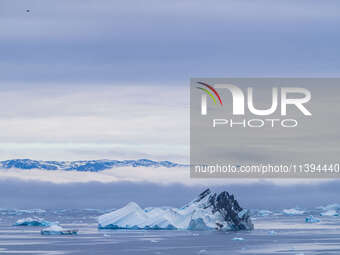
xmin=0 ymin=176 xmax=339 ymax=210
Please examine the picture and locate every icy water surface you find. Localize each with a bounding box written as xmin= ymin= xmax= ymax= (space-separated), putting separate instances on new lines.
xmin=0 ymin=209 xmax=340 ymax=254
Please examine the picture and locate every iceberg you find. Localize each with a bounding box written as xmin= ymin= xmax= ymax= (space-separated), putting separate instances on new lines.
xmin=41 ymin=225 xmax=78 ymax=235
xmin=198 ymin=250 xmax=208 ymax=254
xmin=17 ymin=209 xmax=46 ymax=214
xmin=256 ymin=210 xmax=273 ymax=217
xmin=282 ymin=208 xmax=305 ymax=215
xmin=98 ymin=189 xmax=253 ymax=231
xmin=232 ymin=237 xmax=244 ymax=241
xmin=14 ymin=217 xmax=54 ymax=227
xmin=305 ymin=215 xmax=320 ymax=223
xmin=317 ymin=203 xmax=340 ymax=211
xmin=320 ymin=210 xmax=339 ymax=216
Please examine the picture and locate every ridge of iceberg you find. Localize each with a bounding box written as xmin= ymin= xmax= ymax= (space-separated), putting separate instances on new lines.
xmin=98 ymin=189 xmax=254 ymax=231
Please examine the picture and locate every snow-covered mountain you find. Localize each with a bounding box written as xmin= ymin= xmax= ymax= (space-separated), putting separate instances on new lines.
xmin=98 ymin=189 xmax=254 ymax=231
xmin=0 ymin=159 xmax=186 ymax=172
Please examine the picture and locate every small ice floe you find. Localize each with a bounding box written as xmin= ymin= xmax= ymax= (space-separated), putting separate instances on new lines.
xmin=267 ymin=230 xmax=277 ymax=235
xmin=232 ymin=237 xmax=244 ymax=241
xmin=140 ymin=237 xmax=162 ymax=243
xmin=14 ymin=217 xmax=53 ymax=227
xmin=305 ymin=215 xmax=320 ymax=223
xmin=19 ymin=209 xmax=46 ymax=214
xmin=41 ymin=225 xmax=78 ymax=235
xmin=320 ymin=210 xmax=339 ymax=216
xmin=256 ymin=210 xmax=273 ymax=217
xmin=198 ymin=249 xmax=208 ymax=254
xmin=150 ymin=239 xmax=160 ymax=243
xmin=282 ymin=208 xmax=305 ymax=215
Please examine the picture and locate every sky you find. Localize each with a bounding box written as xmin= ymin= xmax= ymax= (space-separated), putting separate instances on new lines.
xmin=0 ymin=0 xmax=339 ymax=209
xmin=0 ymin=0 xmax=339 ymax=161
xmin=0 ymin=84 xmax=189 ymax=162
xmin=1 ymin=0 xmax=339 ymax=84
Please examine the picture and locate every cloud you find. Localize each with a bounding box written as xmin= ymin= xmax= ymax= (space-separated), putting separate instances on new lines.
xmin=0 ymin=166 xmax=331 ymax=188
xmin=0 ymin=177 xmax=339 ymax=210
xmin=0 ymin=85 xmax=189 ymax=161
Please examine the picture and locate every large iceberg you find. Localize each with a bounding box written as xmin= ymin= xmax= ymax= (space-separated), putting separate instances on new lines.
xmin=98 ymin=189 xmax=253 ymax=231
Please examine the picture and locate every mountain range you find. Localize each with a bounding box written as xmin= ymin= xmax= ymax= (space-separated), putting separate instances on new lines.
xmin=0 ymin=159 xmax=186 ymax=172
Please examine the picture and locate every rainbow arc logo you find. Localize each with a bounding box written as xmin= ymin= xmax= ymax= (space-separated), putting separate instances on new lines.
xmin=196 ymin=82 xmax=223 ymax=106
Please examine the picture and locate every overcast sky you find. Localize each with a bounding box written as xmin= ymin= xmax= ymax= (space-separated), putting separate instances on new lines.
xmin=1 ymin=0 xmax=339 ymax=84
xmin=0 ymin=0 xmax=339 ymax=161
xmin=0 ymin=84 xmax=189 ymax=161
xmin=0 ymin=0 xmax=339 ymax=208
